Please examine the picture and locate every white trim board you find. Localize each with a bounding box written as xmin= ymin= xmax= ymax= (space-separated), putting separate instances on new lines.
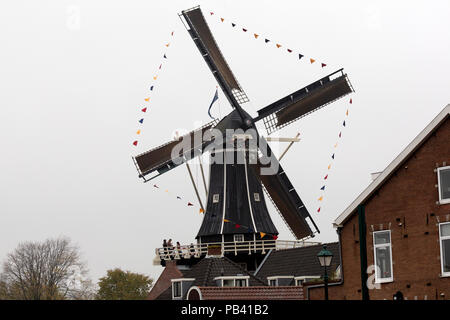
xmin=334 ymin=104 xmax=450 ymax=227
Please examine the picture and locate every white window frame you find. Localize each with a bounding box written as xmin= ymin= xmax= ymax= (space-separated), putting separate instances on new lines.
xmin=254 ymin=193 xmax=260 ymax=202
xmin=213 ymin=194 xmax=220 ymax=203
xmin=266 ymin=276 xmax=294 ymax=286
xmin=294 ymin=276 xmax=321 ymax=286
xmin=234 ymin=234 xmax=245 ymax=243
xmin=437 ymin=166 xmax=450 ymax=205
xmin=373 ymin=230 xmax=394 ymax=283
xmin=214 ymin=276 xmax=249 ymax=287
xmin=172 ymin=281 xmax=182 ymax=299
xmin=439 ymin=222 xmax=450 ymax=277
xmin=171 ymin=278 xmax=195 ymax=300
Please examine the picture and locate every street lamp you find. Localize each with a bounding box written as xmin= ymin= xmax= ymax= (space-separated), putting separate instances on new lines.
xmin=317 ymin=244 xmax=333 ymax=300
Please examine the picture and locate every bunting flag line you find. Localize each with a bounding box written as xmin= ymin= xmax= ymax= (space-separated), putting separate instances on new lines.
xmin=222 ymin=219 xmax=278 ymax=239
xmin=132 ymin=30 xmax=174 ymax=147
xmin=316 ymin=97 xmax=354 ymax=214
xmin=209 ymin=11 xmax=329 ymax=68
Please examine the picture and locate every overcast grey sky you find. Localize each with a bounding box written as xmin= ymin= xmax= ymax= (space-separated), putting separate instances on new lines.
xmin=1 ymin=0 xmax=449 ymax=283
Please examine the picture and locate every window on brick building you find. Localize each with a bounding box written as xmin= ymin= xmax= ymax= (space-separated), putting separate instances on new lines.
xmin=439 ymin=222 xmax=450 ymax=276
xmin=438 ymin=166 xmax=450 ymax=204
xmin=373 ymin=230 xmax=393 ymax=283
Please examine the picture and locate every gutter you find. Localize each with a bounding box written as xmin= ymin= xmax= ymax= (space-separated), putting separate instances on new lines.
xmin=305 ymin=229 xmax=344 ymax=300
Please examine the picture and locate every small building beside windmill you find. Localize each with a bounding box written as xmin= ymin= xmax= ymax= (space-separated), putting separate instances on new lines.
xmin=308 ymin=104 xmax=450 ymax=300
xmin=148 ymin=242 xmax=341 ymax=300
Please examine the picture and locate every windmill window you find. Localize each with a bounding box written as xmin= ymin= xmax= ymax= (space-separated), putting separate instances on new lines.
xmin=254 ymin=193 xmax=260 ymax=202
xmin=213 ymin=194 xmax=220 ymax=203
xmin=439 ymin=222 xmax=450 ymax=277
xmin=269 ymin=279 xmax=277 ymax=286
xmin=234 ymin=234 xmax=245 ymax=243
xmin=437 ymin=166 xmax=450 ymax=204
xmin=373 ymin=230 xmax=393 ymax=283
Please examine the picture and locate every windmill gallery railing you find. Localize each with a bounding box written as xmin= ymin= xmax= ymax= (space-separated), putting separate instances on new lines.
xmin=155 ymin=239 xmax=321 ymax=261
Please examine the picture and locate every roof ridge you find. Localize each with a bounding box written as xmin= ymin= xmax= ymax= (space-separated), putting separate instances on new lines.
xmin=202 ymin=258 xmax=214 ymax=286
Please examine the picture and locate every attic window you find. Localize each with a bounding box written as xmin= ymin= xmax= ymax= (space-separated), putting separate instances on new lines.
xmin=234 ymin=234 xmax=244 ymax=243
xmin=214 ymin=276 xmax=249 ymax=287
xmin=438 ymin=166 xmax=450 ymax=204
xmin=213 ymin=194 xmax=220 ymax=203
xmin=172 ymin=281 xmax=181 ymax=298
xmin=254 ymin=193 xmax=260 ymax=202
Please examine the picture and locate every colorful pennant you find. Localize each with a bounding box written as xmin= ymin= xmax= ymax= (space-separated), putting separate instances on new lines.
xmin=316 ymin=97 xmax=354 ymax=214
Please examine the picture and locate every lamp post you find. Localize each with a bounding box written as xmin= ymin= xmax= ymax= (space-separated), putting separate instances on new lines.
xmin=317 ymin=244 xmax=333 ymax=300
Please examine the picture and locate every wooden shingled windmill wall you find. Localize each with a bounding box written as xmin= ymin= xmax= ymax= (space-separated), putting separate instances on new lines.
xmin=132 ymin=6 xmax=354 ymax=270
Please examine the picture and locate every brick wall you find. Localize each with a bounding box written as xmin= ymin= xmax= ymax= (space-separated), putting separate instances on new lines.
xmin=310 ymin=117 xmax=450 ymax=300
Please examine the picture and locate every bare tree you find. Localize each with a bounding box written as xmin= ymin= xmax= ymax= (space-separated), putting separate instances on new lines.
xmin=1 ymin=237 xmax=94 ymax=300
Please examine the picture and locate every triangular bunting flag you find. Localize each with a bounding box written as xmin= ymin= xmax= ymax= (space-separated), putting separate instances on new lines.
xmin=339 ymin=132 xmax=342 ymax=138
xmin=343 ymin=120 xmax=346 ymax=127
xmin=320 ymin=185 xmax=325 ymax=190
xmin=163 ymin=54 xmax=167 ymax=59
xmin=272 ymin=235 xmax=278 ymax=240
xmin=223 ymin=219 xmax=230 ymax=223
xmin=153 ymin=76 xmax=157 ymax=80
xmin=150 ymin=86 xmax=154 ymax=91
xmin=141 ymin=107 xmax=147 ymax=112
xmin=299 ymin=54 xmax=304 ymax=60
xmin=310 ymin=58 xmax=315 ymax=64
xmin=220 ymin=18 xmax=224 ymax=22
xmin=235 ymin=224 xmax=240 ymax=229
xmin=153 ymin=184 xmax=159 ymax=188
xmin=139 ymin=119 xmax=144 ymax=124
xmin=318 ymin=196 xmax=323 ymax=201
xmin=265 ymin=39 xmax=270 ymax=43
xmin=332 ymin=153 xmax=335 ymax=159
xmin=334 ymin=142 xmax=338 ymax=148
xmin=321 ymin=63 xmax=327 ymax=68
xmin=242 ymin=28 xmax=247 ymax=32
xmin=346 ymin=109 xmax=349 ymax=116
xmin=144 ymin=98 xmax=150 ymax=102
xmin=231 ymin=23 xmax=236 ymax=27
xmin=349 ymin=98 xmax=352 ymax=104
xmin=324 ymin=174 xmax=328 ymax=180
xmin=133 ymin=141 xmax=138 ymax=146
xmin=171 ymin=31 xmax=174 ymax=36
xmin=176 ymin=196 xmax=181 ymax=200
xmin=165 ymin=43 xmax=170 ymax=47
xmin=260 ymin=232 xmax=266 ymax=239
xmin=136 ymin=130 xmax=141 ymax=135
xmin=159 ymin=64 xmax=162 ymax=69
xmin=248 ymin=227 xmax=253 ymax=233
xmin=199 ymin=208 xmax=204 ymax=214
xmin=287 ymin=49 xmax=292 ymax=53
xmin=187 ymin=202 xmax=194 ymax=206
xmin=276 ymin=44 xmax=282 ymax=48
xmin=328 ymin=164 xmax=331 ymax=170
xmin=317 ymin=207 xmax=321 ymax=213
xmin=254 ymin=33 xmax=259 ymax=39
xmin=210 ymin=12 xmax=214 ymax=15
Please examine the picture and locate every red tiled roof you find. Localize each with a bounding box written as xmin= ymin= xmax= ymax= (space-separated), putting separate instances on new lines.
xmin=191 ymin=286 xmax=304 ymax=300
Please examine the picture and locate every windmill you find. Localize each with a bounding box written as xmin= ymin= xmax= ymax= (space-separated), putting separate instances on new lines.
xmin=133 ymin=6 xmax=353 ymax=264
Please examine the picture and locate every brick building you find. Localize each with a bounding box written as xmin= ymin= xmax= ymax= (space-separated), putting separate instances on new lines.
xmin=309 ymin=104 xmax=450 ymax=300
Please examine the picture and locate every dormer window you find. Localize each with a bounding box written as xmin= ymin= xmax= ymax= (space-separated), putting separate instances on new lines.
xmin=214 ymin=276 xmax=249 ymax=287
xmin=294 ymin=276 xmax=321 ymax=286
xmin=267 ymin=276 xmax=294 ymax=286
xmin=171 ymin=278 xmax=195 ymax=300
xmin=438 ymin=166 xmax=450 ymax=204
xmin=172 ymin=281 xmax=181 ymax=298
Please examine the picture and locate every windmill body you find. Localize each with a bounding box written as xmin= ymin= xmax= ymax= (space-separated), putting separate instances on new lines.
xmin=133 ymin=6 xmax=354 ymax=269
